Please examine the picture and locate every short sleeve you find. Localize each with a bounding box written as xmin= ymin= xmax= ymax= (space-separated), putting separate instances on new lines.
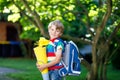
xmin=56 ymin=41 xmax=64 ymax=52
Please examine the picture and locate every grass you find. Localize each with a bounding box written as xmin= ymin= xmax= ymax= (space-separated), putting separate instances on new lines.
xmin=107 ymin=64 xmax=120 ymax=80
xmin=0 ymin=58 xmax=120 ymax=80
xmin=0 ymin=58 xmax=43 ymax=80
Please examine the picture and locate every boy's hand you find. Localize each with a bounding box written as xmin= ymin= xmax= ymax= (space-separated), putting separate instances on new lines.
xmin=36 ymin=62 xmax=46 ymax=71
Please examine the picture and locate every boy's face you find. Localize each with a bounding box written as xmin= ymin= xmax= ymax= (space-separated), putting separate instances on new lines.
xmin=48 ymin=25 xmax=62 ymax=39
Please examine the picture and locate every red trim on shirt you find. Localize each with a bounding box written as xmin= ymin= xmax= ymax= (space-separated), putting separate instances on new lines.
xmin=47 ymin=52 xmax=56 ymax=56
xmin=48 ymin=65 xmax=64 ymax=70
xmin=50 ymin=38 xmax=56 ymax=42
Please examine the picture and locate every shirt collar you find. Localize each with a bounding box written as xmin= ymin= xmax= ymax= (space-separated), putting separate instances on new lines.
xmin=50 ymin=37 xmax=59 ymax=42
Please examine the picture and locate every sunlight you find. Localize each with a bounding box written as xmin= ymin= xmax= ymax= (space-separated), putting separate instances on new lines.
xmin=88 ymin=10 xmax=98 ymax=17
xmin=8 ymin=13 xmax=20 ymax=22
xmin=66 ymin=5 xmax=75 ymax=10
xmin=9 ymin=5 xmax=19 ymax=13
xmin=85 ymin=34 xmax=91 ymax=37
xmin=35 ymin=28 xmax=39 ymax=32
xmin=3 ymin=7 xmax=10 ymax=13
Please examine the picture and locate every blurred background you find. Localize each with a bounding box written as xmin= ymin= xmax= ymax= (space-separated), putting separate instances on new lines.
xmin=0 ymin=0 xmax=120 ymax=80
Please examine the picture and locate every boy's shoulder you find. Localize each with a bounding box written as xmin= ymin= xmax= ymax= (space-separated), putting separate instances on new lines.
xmin=54 ymin=38 xmax=64 ymax=43
xmin=54 ymin=38 xmax=65 ymax=48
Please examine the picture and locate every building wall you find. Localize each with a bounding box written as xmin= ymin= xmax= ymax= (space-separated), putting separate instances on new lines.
xmin=0 ymin=22 xmax=7 ymax=41
xmin=0 ymin=22 xmax=21 ymax=41
xmin=0 ymin=22 xmax=23 ymax=57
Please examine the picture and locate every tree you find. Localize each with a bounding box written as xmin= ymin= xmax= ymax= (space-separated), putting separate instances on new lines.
xmin=1 ymin=0 xmax=120 ymax=80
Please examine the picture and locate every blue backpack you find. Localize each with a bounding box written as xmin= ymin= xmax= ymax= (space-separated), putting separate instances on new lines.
xmin=59 ymin=41 xmax=81 ymax=76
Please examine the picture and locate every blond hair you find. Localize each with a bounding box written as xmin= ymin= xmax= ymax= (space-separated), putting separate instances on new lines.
xmin=48 ymin=20 xmax=64 ymax=33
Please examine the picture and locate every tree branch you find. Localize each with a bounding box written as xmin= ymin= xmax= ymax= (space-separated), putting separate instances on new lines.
xmin=90 ymin=0 xmax=112 ymax=78
xmin=21 ymin=0 xmax=48 ymax=37
xmin=62 ymin=35 xmax=92 ymax=44
xmin=106 ymin=23 xmax=120 ymax=44
xmin=75 ymin=0 xmax=95 ymax=37
xmin=13 ymin=1 xmax=39 ymax=28
xmin=95 ymin=0 xmax=112 ymax=44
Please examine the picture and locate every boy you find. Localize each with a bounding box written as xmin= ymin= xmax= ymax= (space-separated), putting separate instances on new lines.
xmin=36 ymin=20 xmax=65 ymax=80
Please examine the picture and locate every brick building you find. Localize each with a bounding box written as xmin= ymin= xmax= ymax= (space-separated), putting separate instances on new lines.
xmin=0 ymin=13 xmax=33 ymax=58
xmin=0 ymin=21 xmax=23 ymax=57
xmin=0 ymin=22 xmax=22 ymax=41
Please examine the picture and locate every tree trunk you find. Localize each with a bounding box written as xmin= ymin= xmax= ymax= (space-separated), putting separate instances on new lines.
xmin=99 ymin=58 xmax=107 ymax=80
xmin=87 ymin=63 xmax=98 ymax=80
xmin=103 ymin=63 xmax=107 ymax=80
xmin=100 ymin=60 xmax=103 ymax=80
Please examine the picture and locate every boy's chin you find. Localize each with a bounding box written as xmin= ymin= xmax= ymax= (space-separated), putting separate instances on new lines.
xmin=50 ymin=36 xmax=58 ymax=39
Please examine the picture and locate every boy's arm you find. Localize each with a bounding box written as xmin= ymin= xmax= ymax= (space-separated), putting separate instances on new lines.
xmin=37 ymin=48 xmax=62 ymax=71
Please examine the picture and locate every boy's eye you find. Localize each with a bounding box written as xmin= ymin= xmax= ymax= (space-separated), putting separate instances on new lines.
xmin=56 ymin=29 xmax=60 ymax=31
xmin=56 ymin=30 xmax=60 ymax=32
xmin=51 ymin=28 xmax=54 ymax=31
